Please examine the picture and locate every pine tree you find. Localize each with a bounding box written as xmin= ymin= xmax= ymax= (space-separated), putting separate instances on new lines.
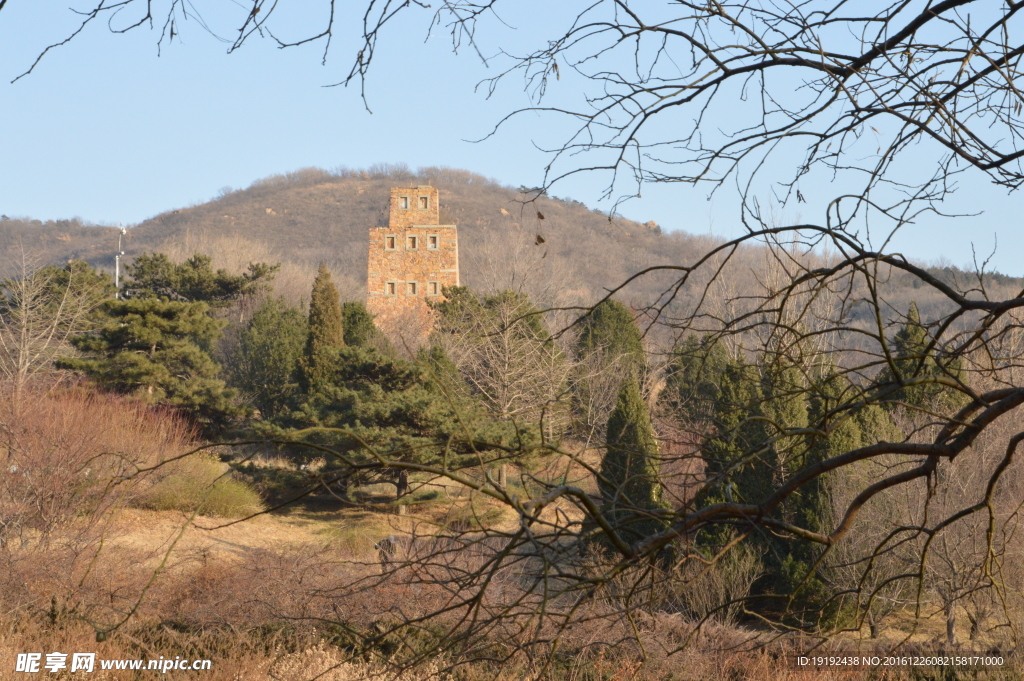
xmin=300 ymin=264 xmax=345 ymax=391
xmin=599 ymin=376 xmax=669 ymax=547
xmin=56 ymin=253 xmax=274 ymax=434
xmin=58 ymin=298 xmax=242 ymax=432
xmin=124 ymin=252 xmax=277 ymax=306
xmin=272 ymin=344 xmax=518 ymax=501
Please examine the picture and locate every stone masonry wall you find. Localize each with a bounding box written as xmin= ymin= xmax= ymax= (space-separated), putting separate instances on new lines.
xmin=367 ymin=186 xmax=459 ymax=346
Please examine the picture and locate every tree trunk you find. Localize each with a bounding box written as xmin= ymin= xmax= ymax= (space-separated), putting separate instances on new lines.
xmin=394 ymin=471 xmax=410 ymax=515
xmin=498 ymin=463 xmax=507 ymax=488
xmin=946 ymin=601 xmax=957 ymax=646
xmin=396 ymin=470 xmax=409 ymax=499
xmin=867 ymin=612 xmax=879 ymax=639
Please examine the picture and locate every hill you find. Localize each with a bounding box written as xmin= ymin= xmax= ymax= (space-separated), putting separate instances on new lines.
xmin=3 ymin=164 xmax=1022 ymax=337
xmin=2 ymin=166 xmax=708 ymax=309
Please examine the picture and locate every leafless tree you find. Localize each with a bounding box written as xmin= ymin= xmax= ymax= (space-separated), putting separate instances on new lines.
xmin=824 ymin=455 xmax=919 ymax=639
xmin=0 ymin=253 xmax=110 ymax=399
xmin=432 ymin=288 xmax=573 ymax=429
xmin=11 ymin=0 xmax=1024 ymax=672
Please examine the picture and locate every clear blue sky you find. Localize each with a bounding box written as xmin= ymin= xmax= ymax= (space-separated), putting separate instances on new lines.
xmin=1 ymin=1 xmax=1021 ymax=275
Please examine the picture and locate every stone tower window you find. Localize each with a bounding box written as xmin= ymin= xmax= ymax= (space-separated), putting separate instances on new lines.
xmin=386 ymin=282 xmax=397 ymax=295
xmin=385 ymin=235 xmax=396 ymax=250
xmin=407 ymin=235 xmax=418 ymax=249
xmin=427 ymin=235 xmax=438 ymax=249
xmin=400 ymin=196 xmax=410 ymax=210
xmin=428 ymin=281 xmax=439 ymax=296
xmin=408 ymin=282 xmax=418 ymax=295
xmin=419 ymin=196 xmax=429 ymax=210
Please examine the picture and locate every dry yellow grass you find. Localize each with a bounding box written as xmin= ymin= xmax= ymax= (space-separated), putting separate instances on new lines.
xmin=5 ymin=502 xmax=1020 ymax=681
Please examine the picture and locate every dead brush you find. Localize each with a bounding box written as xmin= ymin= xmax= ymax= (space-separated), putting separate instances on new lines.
xmin=0 ymin=384 xmax=195 ymax=543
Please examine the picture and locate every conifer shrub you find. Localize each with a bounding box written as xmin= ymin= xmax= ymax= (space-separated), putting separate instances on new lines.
xmin=598 ymin=376 xmax=669 ymax=547
xmin=300 ymin=264 xmax=346 ymax=391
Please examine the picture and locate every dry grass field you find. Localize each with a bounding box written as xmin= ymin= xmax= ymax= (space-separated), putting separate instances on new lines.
xmin=4 ymin=429 xmax=1020 ymax=680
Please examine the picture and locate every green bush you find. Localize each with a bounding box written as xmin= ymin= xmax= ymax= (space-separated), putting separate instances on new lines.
xmin=139 ymin=455 xmax=264 ymax=518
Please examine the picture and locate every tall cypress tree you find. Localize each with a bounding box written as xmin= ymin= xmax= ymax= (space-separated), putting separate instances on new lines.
xmin=575 ymin=299 xmax=647 ymax=442
xmin=577 ymin=299 xmax=646 ymax=375
xmin=663 ymin=334 xmax=732 ymax=428
xmin=300 ymin=264 xmax=345 ymax=391
xmin=599 ymin=376 xmax=669 ymax=547
xmin=765 ymin=360 xmax=857 ymax=619
xmin=881 ymin=301 xmax=965 ymax=412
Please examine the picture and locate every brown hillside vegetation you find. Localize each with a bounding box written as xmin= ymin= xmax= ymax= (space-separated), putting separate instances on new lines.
xmin=3 ymin=164 xmax=1022 ymax=334
xmin=1 ymin=165 xmax=689 ymax=308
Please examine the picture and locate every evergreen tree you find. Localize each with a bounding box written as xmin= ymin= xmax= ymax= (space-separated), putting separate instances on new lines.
xmin=768 ymin=362 xmax=859 ymax=618
xmin=574 ymin=299 xmax=647 ymax=442
xmin=678 ymin=340 xmax=820 ymax=617
xmin=124 ymin=252 xmax=277 ymax=306
xmin=577 ymin=299 xmax=646 ymax=376
xmin=880 ymin=302 xmax=966 ymax=412
xmin=699 ymin=358 xmax=766 ymax=498
xmin=417 ymin=343 xmax=467 ymax=404
xmin=230 ymin=297 xmax=307 ymax=417
xmin=341 ymin=300 xmax=389 ymax=351
xmin=725 ymin=356 xmax=809 ymax=532
xmin=666 ymin=334 xmax=911 ymax=626
xmin=598 ymin=376 xmax=669 ymax=547
xmin=58 ymin=298 xmax=243 ymax=432
xmin=273 ymin=344 xmax=518 ymax=500
xmin=300 ymin=264 xmax=345 ymax=391
xmin=662 ymin=334 xmax=733 ymax=428
xmin=55 ymin=253 xmax=276 ymax=433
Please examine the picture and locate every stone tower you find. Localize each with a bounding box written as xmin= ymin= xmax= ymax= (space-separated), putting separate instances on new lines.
xmin=367 ymin=187 xmax=459 ymax=341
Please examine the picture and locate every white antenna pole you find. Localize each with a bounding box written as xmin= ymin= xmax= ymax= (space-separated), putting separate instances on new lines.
xmin=115 ymin=224 xmax=126 ymax=299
